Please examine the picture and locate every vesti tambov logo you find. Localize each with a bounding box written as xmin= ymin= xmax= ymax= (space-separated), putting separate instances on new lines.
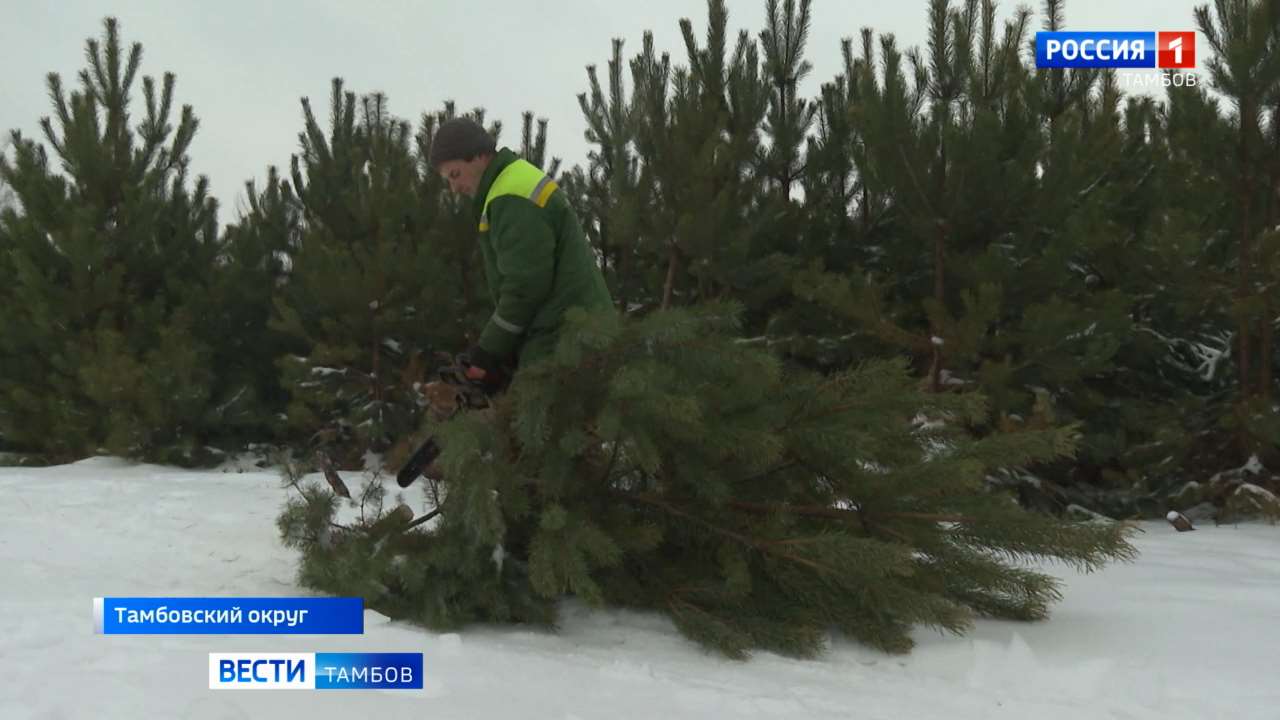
xmin=1036 ymin=31 xmax=1195 ymax=69
xmin=208 ymin=652 xmax=424 ymax=690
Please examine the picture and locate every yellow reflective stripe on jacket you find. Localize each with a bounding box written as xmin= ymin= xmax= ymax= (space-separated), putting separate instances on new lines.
xmin=478 ymin=158 xmax=558 ymax=232
xmin=529 ymin=174 xmax=557 ymax=206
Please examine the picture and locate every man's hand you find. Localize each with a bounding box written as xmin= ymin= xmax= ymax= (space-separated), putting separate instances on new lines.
xmin=461 ymin=345 xmax=508 ymax=392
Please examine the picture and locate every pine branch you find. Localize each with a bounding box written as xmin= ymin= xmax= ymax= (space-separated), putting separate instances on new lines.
xmin=616 ymin=491 xmax=835 ymax=575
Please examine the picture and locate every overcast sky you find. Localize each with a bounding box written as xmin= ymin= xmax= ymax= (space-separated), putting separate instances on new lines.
xmin=1 ymin=1 xmax=1210 ymax=220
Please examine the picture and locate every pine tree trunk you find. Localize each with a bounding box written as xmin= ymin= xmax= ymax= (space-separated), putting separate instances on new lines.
xmin=1236 ymin=105 xmax=1255 ymax=403
xmin=599 ymin=215 xmax=612 ymax=280
xmin=861 ymin=184 xmax=869 ymax=234
xmin=662 ymin=243 xmax=680 ymax=310
xmin=780 ymin=79 xmax=790 ymax=201
xmin=371 ymin=294 xmax=382 ymax=408
xmin=930 ymin=219 xmax=946 ymax=393
xmin=1261 ymin=154 xmax=1277 ymax=403
xmin=1261 ymin=293 xmax=1273 ymax=402
xmin=619 ymin=221 xmax=632 ymax=313
xmin=929 ymin=135 xmax=948 ymax=394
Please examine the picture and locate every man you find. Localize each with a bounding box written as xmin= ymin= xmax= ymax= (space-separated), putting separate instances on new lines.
xmin=397 ymin=118 xmax=613 ymax=488
xmin=428 ymin=117 xmax=613 ymax=389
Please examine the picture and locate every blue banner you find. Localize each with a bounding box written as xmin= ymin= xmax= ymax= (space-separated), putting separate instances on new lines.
xmin=314 ymin=653 xmax=424 ymax=690
xmin=95 ymin=597 xmax=364 ymax=635
xmin=1036 ymin=31 xmax=1155 ymax=68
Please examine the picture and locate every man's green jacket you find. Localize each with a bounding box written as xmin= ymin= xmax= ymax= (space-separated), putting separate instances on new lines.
xmin=471 ymin=147 xmax=613 ymax=365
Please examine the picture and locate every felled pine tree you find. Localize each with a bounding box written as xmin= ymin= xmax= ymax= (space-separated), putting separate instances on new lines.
xmin=279 ymin=302 xmax=1136 ymax=659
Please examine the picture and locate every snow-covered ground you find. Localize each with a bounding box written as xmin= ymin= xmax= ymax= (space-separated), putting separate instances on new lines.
xmin=1 ymin=456 xmax=1277 ymax=719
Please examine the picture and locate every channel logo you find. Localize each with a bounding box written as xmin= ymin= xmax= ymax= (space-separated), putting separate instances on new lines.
xmin=1158 ymin=32 xmax=1195 ymax=68
xmin=1036 ymin=31 xmax=1195 ymax=69
xmin=208 ymin=652 xmax=423 ymax=690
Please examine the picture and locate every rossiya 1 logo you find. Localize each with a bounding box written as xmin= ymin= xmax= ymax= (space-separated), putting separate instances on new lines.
xmin=1036 ymin=31 xmax=1196 ymax=69
xmin=1157 ymin=32 xmax=1195 ymax=69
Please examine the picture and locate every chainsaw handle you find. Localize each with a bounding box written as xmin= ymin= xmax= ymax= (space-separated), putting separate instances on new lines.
xmin=433 ymin=354 xmax=497 ymax=409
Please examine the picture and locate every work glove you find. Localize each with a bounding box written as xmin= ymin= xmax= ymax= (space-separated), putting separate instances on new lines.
xmin=461 ymin=345 xmax=510 ymax=393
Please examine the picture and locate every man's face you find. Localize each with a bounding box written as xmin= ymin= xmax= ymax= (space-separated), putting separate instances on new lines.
xmin=438 ymin=156 xmax=488 ymax=197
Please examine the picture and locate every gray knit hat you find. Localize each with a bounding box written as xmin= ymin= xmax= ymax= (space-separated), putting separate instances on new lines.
xmin=428 ymin=118 xmax=496 ymax=168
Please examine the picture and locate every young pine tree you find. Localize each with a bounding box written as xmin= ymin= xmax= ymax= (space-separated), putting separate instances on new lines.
xmin=567 ymin=37 xmax=644 ymax=310
xmin=269 ymin=82 xmax=470 ymax=463
xmin=0 ymin=17 xmax=234 ymax=463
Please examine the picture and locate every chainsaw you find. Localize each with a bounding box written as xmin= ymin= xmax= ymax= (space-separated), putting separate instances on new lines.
xmin=395 ymin=352 xmax=498 ymax=488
